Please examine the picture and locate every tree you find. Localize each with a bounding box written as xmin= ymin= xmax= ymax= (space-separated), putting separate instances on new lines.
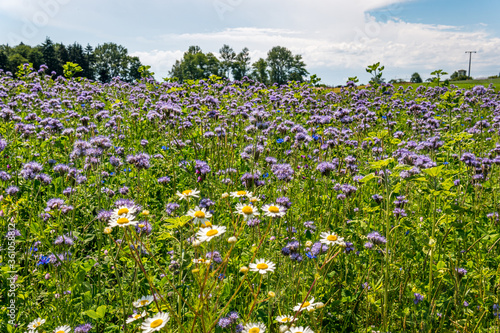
xmin=55 ymin=43 xmax=69 ymax=73
xmin=410 ymin=72 xmax=423 ymax=83
xmin=83 ymin=44 xmax=95 ymax=80
xmin=450 ymin=71 xmax=469 ymax=81
xmin=0 ymin=50 xmax=7 ymax=71
xmin=231 ymin=47 xmax=251 ymax=81
xmin=250 ymin=58 xmax=268 ymax=84
xmin=93 ymin=43 xmax=130 ymax=82
xmin=219 ymin=44 xmax=235 ymax=79
xmin=41 ymin=37 xmax=59 ymax=74
xmin=169 ymin=46 xmax=221 ymax=82
xmin=266 ymin=46 xmax=308 ymax=84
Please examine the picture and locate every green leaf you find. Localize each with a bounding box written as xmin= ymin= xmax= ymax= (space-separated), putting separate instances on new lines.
xmin=359 ymin=173 xmax=375 ymax=183
xmin=84 ymin=309 xmax=101 ymax=320
xmin=422 ymin=165 xmax=445 ymax=178
xmin=96 ymin=305 xmax=107 ymax=318
xmin=369 ymin=158 xmax=394 ymax=169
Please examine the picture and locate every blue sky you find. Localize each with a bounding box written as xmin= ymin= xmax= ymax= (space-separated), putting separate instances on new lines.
xmin=0 ymin=0 xmax=499 ymax=85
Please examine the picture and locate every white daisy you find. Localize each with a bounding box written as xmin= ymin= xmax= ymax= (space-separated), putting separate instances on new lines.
xmin=141 ymin=312 xmax=170 ymax=333
xmin=242 ymin=322 xmax=266 ymax=333
xmin=192 ymin=258 xmax=211 ymax=265
xmin=261 ymin=204 xmax=286 ymax=217
xmin=28 ymin=318 xmax=45 ymax=330
xmin=126 ymin=310 xmax=147 ymax=324
xmin=286 ymin=326 xmax=315 ymax=333
xmin=249 ymin=259 xmax=276 ymax=274
xmin=319 ymin=232 xmax=344 ymax=246
xmin=195 ymin=225 xmax=226 ymax=243
xmin=186 ymin=206 xmax=212 ymax=225
xmin=53 ymin=325 xmax=71 ymax=333
xmin=112 ymin=205 xmax=137 ymax=217
xmin=231 ymin=190 xmax=253 ymax=198
xmin=293 ymin=297 xmax=318 ymax=312
xmin=235 ymin=203 xmax=259 ymax=220
xmin=108 ymin=213 xmax=138 ymax=228
xmin=133 ymin=295 xmax=154 ymax=308
xmin=249 ymin=196 xmax=260 ymax=203
xmin=176 ymin=189 xmax=200 ymax=201
xmin=275 ymin=315 xmax=297 ymax=324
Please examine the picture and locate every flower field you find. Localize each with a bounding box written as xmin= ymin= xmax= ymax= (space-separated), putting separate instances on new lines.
xmin=1 ymin=66 xmax=500 ymax=333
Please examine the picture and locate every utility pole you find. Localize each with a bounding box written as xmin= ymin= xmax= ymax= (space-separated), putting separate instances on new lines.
xmin=465 ymin=51 xmax=476 ymax=79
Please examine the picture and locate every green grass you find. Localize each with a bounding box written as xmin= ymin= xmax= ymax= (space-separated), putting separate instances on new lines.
xmin=394 ymin=77 xmax=500 ymax=91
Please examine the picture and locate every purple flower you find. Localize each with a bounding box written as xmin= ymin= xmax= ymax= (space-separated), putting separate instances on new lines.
xmin=166 ymin=202 xmax=180 ymax=216
xmin=271 ymin=163 xmax=294 ymax=181
xmin=74 ymin=323 xmax=93 ymax=333
xmin=126 ymin=153 xmax=150 ymax=170
xmin=5 ymin=186 xmax=19 ymax=196
xmin=367 ymin=231 xmax=386 ymax=245
xmin=414 ymin=293 xmax=424 ymax=305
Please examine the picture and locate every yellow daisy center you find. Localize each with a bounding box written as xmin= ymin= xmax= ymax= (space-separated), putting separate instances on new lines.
xmin=182 ymin=190 xmax=192 ymax=196
xmin=56 ymin=331 xmax=65 ymax=333
xmin=204 ymin=221 xmax=212 ymax=227
xmin=281 ymin=317 xmax=290 ymax=322
xmin=206 ymin=229 xmax=219 ymax=236
xmin=327 ymin=235 xmax=338 ymax=241
xmin=237 ymin=190 xmax=247 ymax=196
xmin=117 ymin=217 xmax=129 ymax=224
xmin=140 ymin=300 xmax=149 ymax=305
xmin=268 ymin=206 xmax=280 ymax=213
xmin=249 ymin=328 xmax=260 ymax=333
xmin=256 ymin=263 xmax=268 ymax=270
xmin=194 ymin=211 xmax=205 ymax=218
xmin=242 ymin=206 xmax=253 ymax=214
xmin=134 ymin=314 xmax=141 ymax=319
xmin=250 ymin=198 xmax=258 ymax=202
xmin=37 ymin=322 xmax=41 ymax=326
xmin=117 ymin=207 xmax=129 ymax=215
xmin=150 ymin=319 xmax=163 ymax=328
xmin=302 ymin=301 xmax=311 ymax=307
xmin=138 ymin=224 xmax=145 ymax=228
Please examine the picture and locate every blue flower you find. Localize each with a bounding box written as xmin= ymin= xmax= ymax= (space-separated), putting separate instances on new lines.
xmin=276 ymin=138 xmax=284 ymax=144
xmin=37 ymin=255 xmax=51 ymax=266
xmin=162 ymin=146 xmax=167 ymax=150
xmin=262 ymin=173 xmax=269 ymax=178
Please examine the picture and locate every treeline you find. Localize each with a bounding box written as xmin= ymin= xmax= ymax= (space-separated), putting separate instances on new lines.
xmin=0 ymin=37 xmax=143 ymax=82
xmin=170 ymin=45 xmax=309 ymax=84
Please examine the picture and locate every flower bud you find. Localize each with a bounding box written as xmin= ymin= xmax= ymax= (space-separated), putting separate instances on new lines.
xmin=240 ymin=266 xmax=249 ymax=273
xmin=228 ymin=236 xmax=237 ymax=243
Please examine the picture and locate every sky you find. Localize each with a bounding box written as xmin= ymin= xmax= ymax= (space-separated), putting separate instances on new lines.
xmin=0 ymin=0 xmax=499 ymax=85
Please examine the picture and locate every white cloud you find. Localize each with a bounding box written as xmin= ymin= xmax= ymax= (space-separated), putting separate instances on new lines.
xmin=1 ymin=0 xmax=499 ymax=83
xmin=132 ymin=18 xmax=500 ymax=82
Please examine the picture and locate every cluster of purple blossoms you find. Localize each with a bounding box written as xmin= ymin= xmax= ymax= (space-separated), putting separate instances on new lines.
xmin=217 ymin=311 xmax=243 ymax=331
xmin=135 ymin=221 xmax=152 ymax=235
xmin=456 ymin=268 xmax=467 ymax=278
xmin=413 ymin=293 xmax=424 ymax=305
xmin=126 ymin=153 xmax=150 ymax=170
xmin=271 ymin=163 xmax=294 ymax=181
xmin=365 ymin=231 xmax=387 ymax=249
xmin=281 ymin=240 xmax=303 ymax=262
xmin=195 ymin=160 xmax=211 ymax=175
xmin=246 ymin=218 xmax=260 ymax=227
xmin=206 ymin=251 xmax=223 ymax=264
xmin=5 ymin=186 xmax=19 ymax=196
xmin=54 ymin=233 xmax=75 ymax=247
xmin=316 ymin=160 xmax=337 ymax=176
xmin=241 ymin=172 xmax=264 ymax=188
xmin=166 ymin=202 xmax=180 ymax=216
xmin=20 ymin=161 xmax=43 ymax=180
xmin=158 ymin=176 xmax=171 ymax=184
xmin=74 ymin=323 xmax=93 ymax=333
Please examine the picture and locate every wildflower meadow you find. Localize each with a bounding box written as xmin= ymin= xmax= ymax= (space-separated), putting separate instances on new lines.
xmin=2 ymin=64 xmax=500 ymax=333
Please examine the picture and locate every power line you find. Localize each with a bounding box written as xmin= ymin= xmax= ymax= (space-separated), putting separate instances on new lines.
xmin=465 ymin=51 xmax=477 ymax=78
